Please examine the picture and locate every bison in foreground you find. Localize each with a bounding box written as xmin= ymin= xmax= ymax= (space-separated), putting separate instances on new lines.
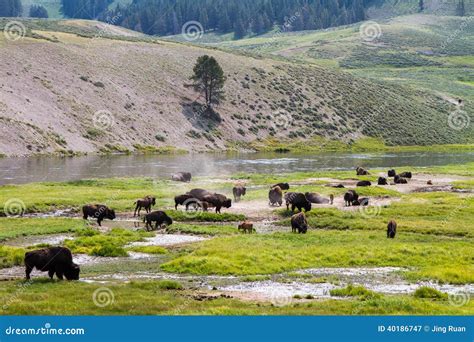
xmin=269 ymin=186 xmax=283 ymax=206
xmin=344 ymin=190 xmax=358 ymax=206
xmin=387 ymin=220 xmax=397 ymax=238
xmin=171 ymin=172 xmax=192 ymax=182
xmin=134 ymin=196 xmax=156 ymax=217
xmin=291 ymin=212 xmax=308 ymax=234
xmin=25 ymin=247 xmax=80 ymax=280
xmin=82 ymin=204 xmax=116 ymax=226
xmin=144 ymin=211 xmax=173 ymax=231
xmin=232 ymin=186 xmax=246 ymax=202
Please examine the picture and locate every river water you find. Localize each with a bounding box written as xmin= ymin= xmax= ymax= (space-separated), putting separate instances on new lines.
xmin=0 ymin=151 xmax=473 ymax=185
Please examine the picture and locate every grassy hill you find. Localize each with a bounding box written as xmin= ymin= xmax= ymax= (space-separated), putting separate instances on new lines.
xmin=0 ymin=18 xmax=471 ymax=156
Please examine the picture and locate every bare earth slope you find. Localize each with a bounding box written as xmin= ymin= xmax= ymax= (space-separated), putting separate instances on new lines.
xmin=0 ymin=19 xmax=466 ymax=156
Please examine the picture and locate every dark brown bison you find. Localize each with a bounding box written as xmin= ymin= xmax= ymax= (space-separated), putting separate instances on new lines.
xmin=175 ymin=194 xmax=209 ymax=212
xmin=269 ymin=186 xmax=283 ymax=206
xmin=356 ymin=167 xmax=369 ymax=176
xmin=378 ymin=177 xmax=388 ymax=185
xmin=287 ymin=192 xmax=311 ymax=212
xmin=357 ymin=180 xmax=372 ymax=187
xmin=352 ymin=197 xmax=369 ymax=206
xmin=202 ymin=194 xmax=232 ymax=213
xmin=272 ymin=183 xmax=290 ymax=191
xmin=134 ymin=196 xmax=156 ymax=217
xmin=399 ymin=172 xmax=412 ymax=179
xmin=82 ymin=204 xmax=116 ymax=226
xmin=387 ymin=220 xmax=397 ymax=238
xmin=187 ymin=188 xmax=212 ymax=200
xmin=238 ymin=221 xmax=255 ymax=234
xmin=305 ymin=192 xmax=330 ymax=204
xmin=284 ymin=192 xmax=296 ymax=210
xmin=344 ymin=190 xmax=358 ymax=206
xmin=171 ymin=172 xmax=192 ymax=182
xmin=291 ymin=212 xmax=308 ymax=234
xmin=331 ymin=184 xmax=345 ymax=188
xmin=143 ymin=211 xmax=173 ymax=231
xmin=174 ymin=194 xmax=194 ymax=210
xmin=394 ymin=175 xmax=408 ymax=184
xmin=25 ymin=247 xmax=80 ymax=280
xmin=329 ymin=194 xmax=334 ymax=205
xmin=388 ymin=169 xmax=396 ymax=177
xmin=232 ymin=186 xmax=246 ymax=202
xmin=427 ymin=180 xmax=433 ymax=185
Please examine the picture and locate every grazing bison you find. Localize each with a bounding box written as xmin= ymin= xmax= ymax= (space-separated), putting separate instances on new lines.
xmin=352 ymin=197 xmax=369 ymax=206
xmin=344 ymin=190 xmax=359 ymax=206
xmin=134 ymin=196 xmax=156 ymax=217
xmin=388 ymin=169 xmax=396 ymax=177
xmin=269 ymin=186 xmax=283 ymax=206
xmin=394 ymin=175 xmax=408 ymax=184
xmin=171 ymin=172 xmax=192 ymax=182
xmin=357 ymin=180 xmax=372 ymax=187
xmin=399 ymin=171 xmax=412 ymax=179
xmin=25 ymin=247 xmax=80 ymax=280
xmin=387 ymin=220 xmax=397 ymax=238
xmin=238 ymin=221 xmax=255 ymax=234
xmin=202 ymin=194 xmax=232 ymax=214
xmin=305 ymin=192 xmax=330 ymax=204
xmin=356 ymin=167 xmax=369 ymax=176
xmin=82 ymin=204 xmax=116 ymax=226
xmin=378 ymin=177 xmax=388 ymax=185
xmin=287 ymin=193 xmax=311 ymax=212
xmin=291 ymin=212 xmax=308 ymax=234
xmin=232 ymin=186 xmax=246 ymax=202
xmin=272 ymin=183 xmax=290 ymax=191
xmin=143 ymin=211 xmax=173 ymax=231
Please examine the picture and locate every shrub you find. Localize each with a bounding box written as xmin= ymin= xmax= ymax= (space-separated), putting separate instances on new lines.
xmin=413 ymin=287 xmax=447 ymax=300
xmin=330 ymin=285 xmax=380 ymax=300
xmin=156 ymin=280 xmax=183 ymax=290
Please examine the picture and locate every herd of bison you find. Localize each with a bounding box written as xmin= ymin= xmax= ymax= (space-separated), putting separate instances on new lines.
xmin=25 ymin=168 xmax=415 ymax=281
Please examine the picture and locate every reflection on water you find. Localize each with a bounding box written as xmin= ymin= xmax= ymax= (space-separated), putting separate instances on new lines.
xmin=0 ymin=151 xmax=472 ymax=185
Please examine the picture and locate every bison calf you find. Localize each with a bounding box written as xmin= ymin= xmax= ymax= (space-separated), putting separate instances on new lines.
xmin=291 ymin=212 xmax=308 ymax=234
xmin=143 ymin=211 xmax=173 ymax=231
xmin=134 ymin=196 xmax=156 ymax=217
xmin=387 ymin=220 xmax=397 ymax=238
xmin=82 ymin=204 xmax=115 ymax=226
xmin=25 ymin=247 xmax=80 ymax=280
xmin=238 ymin=221 xmax=255 ymax=234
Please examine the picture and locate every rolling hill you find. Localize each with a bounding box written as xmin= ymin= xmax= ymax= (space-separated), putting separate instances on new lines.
xmin=0 ymin=18 xmax=471 ymax=156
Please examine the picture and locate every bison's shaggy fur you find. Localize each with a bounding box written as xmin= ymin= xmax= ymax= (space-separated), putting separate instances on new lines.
xmin=378 ymin=177 xmax=388 ymax=185
xmin=269 ymin=186 xmax=283 ymax=206
xmin=344 ymin=190 xmax=358 ymax=206
xmin=25 ymin=247 xmax=80 ymax=280
xmin=387 ymin=220 xmax=397 ymax=238
xmin=272 ymin=182 xmax=290 ymax=191
xmin=232 ymin=186 xmax=246 ymax=202
xmin=171 ymin=172 xmax=192 ymax=182
xmin=134 ymin=196 xmax=156 ymax=216
xmin=286 ymin=192 xmax=311 ymax=212
xmin=143 ymin=211 xmax=173 ymax=231
xmin=291 ymin=212 xmax=308 ymax=234
xmin=82 ymin=204 xmax=115 ymax=226
xmin=238 ymin=221 xmax=255 ymax=234
xmin=388 ymin=169 xmax=397 ymax=177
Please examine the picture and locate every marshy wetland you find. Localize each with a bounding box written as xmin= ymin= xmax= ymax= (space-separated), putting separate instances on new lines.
xmin=0 ymin=152 xmax=473 ymax=315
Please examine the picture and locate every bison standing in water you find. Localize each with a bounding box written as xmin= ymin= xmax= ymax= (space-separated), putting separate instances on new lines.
xmin=232 ymin=186 xmax=246 ymax=202
xmin=82 ymin=204 xmax=116 ymax=226
xmin=291 ymin=212 xmax=308 ymax=234
xmin=387 ymin=220 xmax=397 ymax=238
xmin=134 ymin=196 xmax=156 ymax=216
xmin=143 ymin=211 xmax=173 ymax=231
xmin=269 ymin=186 xmax=283 ymax=206
xmin=24 ymin=247 xmax=80 ymax=280
xmin=171 ymin=172 xmax=192 ymax=182
xmin=344 ymin=190 xmax=358 ymax=206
